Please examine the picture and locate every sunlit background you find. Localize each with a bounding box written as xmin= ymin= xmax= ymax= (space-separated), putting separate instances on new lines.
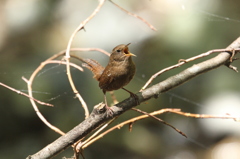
xmin=0 ymin=0 xmax=240 ymax=158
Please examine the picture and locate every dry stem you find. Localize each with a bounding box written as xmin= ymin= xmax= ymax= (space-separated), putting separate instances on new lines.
xmin=140 ymin=48 xmax=240 ymax=91
xmin=0 ymin=82 xmax=53 ymax=107
xmin=64 ymin=0 xmax=106 ymax=119
xmin=109 ymin=0 xmax=157 ymax=31
xmin=24 ymin=57 xmax=87 ymax=136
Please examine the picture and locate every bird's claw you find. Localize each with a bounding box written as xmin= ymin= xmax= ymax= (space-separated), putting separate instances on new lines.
xmin=105 ymin=105 xmax=114 ymax=117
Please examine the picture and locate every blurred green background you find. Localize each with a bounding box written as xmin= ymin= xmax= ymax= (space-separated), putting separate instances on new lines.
xmin=0 ymin=0 xmax=240 ymax=158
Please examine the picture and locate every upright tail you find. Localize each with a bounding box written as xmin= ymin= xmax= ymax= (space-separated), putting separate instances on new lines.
xmin=81 ymin=58 xmax=104 ymax=81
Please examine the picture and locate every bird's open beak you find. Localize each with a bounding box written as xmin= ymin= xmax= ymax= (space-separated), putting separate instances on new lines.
xmin=124 ymin=43 xmax=136 ymax=57
xmin=126 ymin=52 xmax=136 ymax=57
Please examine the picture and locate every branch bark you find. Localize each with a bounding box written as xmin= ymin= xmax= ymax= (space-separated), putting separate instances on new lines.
xmin=27 ymin=37 xmax=240 ymax=159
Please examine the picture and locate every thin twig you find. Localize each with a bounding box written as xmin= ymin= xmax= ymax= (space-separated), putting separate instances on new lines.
xmin=65 ymin=0 xmax=107 ymax=59
xmin=140 ymin=48 xmax=240 ymax=91
xmin=46 ymin=60 xmax=84 ymax=72
xmin=64 ymin=0 xmax=106 ymax=118
xmin=173 ymin=111 xmax=240 ymax=121
xmin=65 ymin=60 xmax=89 ymax=118
xmin=24 ymin=52 xmax=91 ymax=135
xmin=0 ymin=82 xmax=53 ymax=107
xmin=25 ymin=73 xmax=65 ymax=135
xmin=132 ymin=108 xmax=186 ymax=137
xmin=70 ymin=48 xmax=110 ymax=57
xmin=45 ymin=48 xmax=110 ymax=62
xmin=109 ymin=0 xmax=157 ymax=31
xmin=74 ymin=117 xmax=117 ymax=155
xmin=81 ymin=108 xmax=181 ymax=149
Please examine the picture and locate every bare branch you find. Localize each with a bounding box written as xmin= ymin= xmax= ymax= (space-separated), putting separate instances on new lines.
xmin=74 ymin=115 xmax=117 ymax=155
xmin=46 ymin=60 xmax=84 ymax=72
xmin=27 ymin=37 xmax=240 ymax=159
xmin=173 ymin=111 xmax=240 ymax=121
xmin=0 ymin=82 xmax=53 ymax=107
xmin=80 ymin=108 xmax=182 ymax=150
xmin=70 ymin=48 xmax=111 ymax=57
xmin=109 ymin=0 xmax=157 ymax=31
xmin=64 ymin=0 xmax=106 ymax=118
xmin=131 ymin=108 xmax=186 ymax=137
xmin=140 ymin=48 xmax=240 ymax=91
xmin=65 ymin=0 xmax=107 ymax=59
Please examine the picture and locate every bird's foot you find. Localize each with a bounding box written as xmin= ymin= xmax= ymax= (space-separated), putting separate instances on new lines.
xmin=105 ymin=105 xmax=114 ymax=117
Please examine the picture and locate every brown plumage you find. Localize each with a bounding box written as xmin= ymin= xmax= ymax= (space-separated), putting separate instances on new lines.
xmin=81 ymin=43 xmax=137 ymax=115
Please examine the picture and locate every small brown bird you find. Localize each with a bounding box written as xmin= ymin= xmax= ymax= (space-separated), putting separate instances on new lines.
xmin=81 ymin=43 xmax=137 ymax=115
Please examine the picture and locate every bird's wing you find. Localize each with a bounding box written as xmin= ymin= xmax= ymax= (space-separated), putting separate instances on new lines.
xmin=82 ymin=59 xmax=105 ymax=80
xmin=98 ymin=68 xmax=115 ymax=91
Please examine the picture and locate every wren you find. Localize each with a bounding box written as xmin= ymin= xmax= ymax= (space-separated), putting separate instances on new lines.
xmin=81 ymin=43 xmax=137 ymax=116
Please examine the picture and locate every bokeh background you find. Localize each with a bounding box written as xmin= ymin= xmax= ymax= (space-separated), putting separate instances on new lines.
xmin=1 ymin=0 xmax=240 ymax=158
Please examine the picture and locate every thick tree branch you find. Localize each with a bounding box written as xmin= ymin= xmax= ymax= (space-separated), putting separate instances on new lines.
xmin=27 ymin=37 xmax=240 ymax=159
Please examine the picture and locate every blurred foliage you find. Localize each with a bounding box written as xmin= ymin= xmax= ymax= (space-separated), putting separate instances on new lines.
xmin=0 ymin=0 xmax=240 ymax=158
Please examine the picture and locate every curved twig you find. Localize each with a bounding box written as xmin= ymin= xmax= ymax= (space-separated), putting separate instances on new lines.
xmin=26 ymin=64 xmax=66 ymax=135
xmin=109 ymin=0 xmax=157 ymax=31
xmin=25 ymin=57 xmax=85 ymax=136
xmin=64 ymin=0 xmax=106 ymax=118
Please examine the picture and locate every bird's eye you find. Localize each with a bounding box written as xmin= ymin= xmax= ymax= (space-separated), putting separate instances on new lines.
xmin=116 ymin=49 xmax=121 ymax=52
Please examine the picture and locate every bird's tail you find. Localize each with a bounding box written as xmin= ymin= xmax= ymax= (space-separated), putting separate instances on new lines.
xmin=81 ymin=58 xmax=104 ymax=81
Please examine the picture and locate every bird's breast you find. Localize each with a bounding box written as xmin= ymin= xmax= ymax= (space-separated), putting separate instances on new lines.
xmin=99 ymin=58 xmax=136 ymax=91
